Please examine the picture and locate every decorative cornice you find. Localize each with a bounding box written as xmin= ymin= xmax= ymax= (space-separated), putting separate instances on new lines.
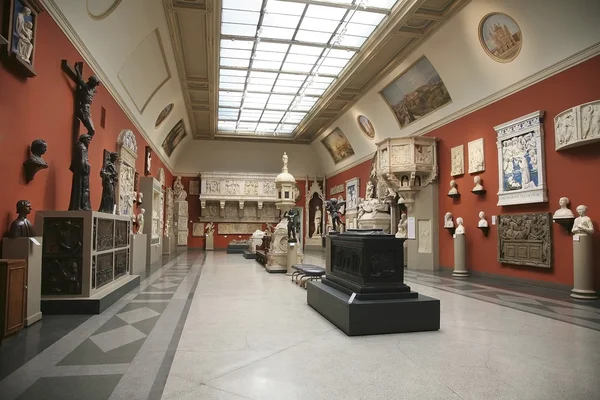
xmin=41 ymin=0 xmax=175 ymax=174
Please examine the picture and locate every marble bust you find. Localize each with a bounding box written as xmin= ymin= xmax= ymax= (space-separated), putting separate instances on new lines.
xmin=478 ymin=211 xmax=488 ymax=227
xmin=455 ymin=217 xmax=465 ymax=235
xmin=396 ymin=212 xmax=408 ymax=238
xmin=572 ymin=205 xmax=594 ymax=235
xmin=448 ymin=180 xmax=458 ymax=195
xmin=444 ymin=212 xmax=454 ymax=228
xmin=8 ymin=200 xmax=36 ymax=238
xmin=23 ymin=139 xmax=48 ymax=183
xmin=473 ymin=176 xmax=484 ymax=192
xmin=553 ymin=197 xmax=575 ymax=219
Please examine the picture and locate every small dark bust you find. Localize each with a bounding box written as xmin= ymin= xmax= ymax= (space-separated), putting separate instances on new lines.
xmin=23 ymin=139 xmax=48 ymax=183
xmin=8 ymin=200 xmax=36 ymax=238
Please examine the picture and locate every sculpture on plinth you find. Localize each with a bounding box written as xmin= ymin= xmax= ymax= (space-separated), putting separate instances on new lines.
xmin=173 ymin=176 xmax=187 ymax=201
xmin=23 ymin=139 xmax=48 ymax=183
xmin=455 ymin=217 xmax=465 ymax=234
xmin=554 ymin=197 xmax=575 ymax=219
xmin=572 ymin=205 xmax=594 ymax=235
xmin=205 ymin=222 xmax=215 ymax=237
xmin=99 ymin=151 xmax=119 ymax=214
xmin=62 ymin=60 xmax=100 ymax=137
xmin=326 ymin=198 xmax=346 ymax=232
xmin=68 ymin=134 xmax=92 ymax=211
xmin=284 ymin=209 xmax=298 ymax=242
xmin=136 ymin=208 xmax=145 ymax=234
xmin=8 ymin=200 xmax=35 ymax=238
xmin=396 ymin=212 xmax=408 ymax=238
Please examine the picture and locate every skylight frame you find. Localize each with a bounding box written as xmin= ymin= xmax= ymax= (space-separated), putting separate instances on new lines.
xmin=218 ymin=0 xmax=397 ymax=137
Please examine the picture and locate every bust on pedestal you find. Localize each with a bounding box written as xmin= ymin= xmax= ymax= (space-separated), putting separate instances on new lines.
xmin=571 ymin=205 xmax=597 ymax=299
xmin=452 ymin=217 xmax=468 ymax=278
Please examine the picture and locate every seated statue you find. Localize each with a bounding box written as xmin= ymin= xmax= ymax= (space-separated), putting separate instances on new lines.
xmin=8 ymin=200 xmax=36 ymax=238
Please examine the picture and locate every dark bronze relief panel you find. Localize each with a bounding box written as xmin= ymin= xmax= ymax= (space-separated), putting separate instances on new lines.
xmin=497 ymin=212 xmax=552 ymax=268
xmin=97 ymin=218 xmax=115 ymax=251
xmin=96 ymin=253 xmax=114 ymax=289
xmin=331 ymin=244 xmax=362 ymax=279
xmin=92 ymin=256 xmax=96 ymax=289
xmin=115 ymin=220 xmax=129 ymax=248
xmin=93 ymin=217 xmax=97 ymax=251
xmin=42 ymin=217 xmax=84 ymax=256
xmin=370 ymin=251 xmax=396 ymax=279
xmin=41 ymin=258 xmax=83 ymax=295
xmin=114 ymin=249 xmax=129 ymax=279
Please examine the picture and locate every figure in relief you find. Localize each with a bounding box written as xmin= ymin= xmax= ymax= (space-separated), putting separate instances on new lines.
xmin=264 ymin=182 xmax=276 ymax=196
xmin=581 ymin=104 xmax=600 ymax=139
xmin=415 ymin=145 xmax=432 ymax=164
xmin=205 ymin=222 xmax=215 ymax=237
xmin=501 ymin=133 xmax=538 ymax=191
xmin=478 ymin=211 xmax=488 ymax=227
xmin=17 ymin=20 xmax=34 ymax=63
xmin=468 ymin=141 xmax=484 ymax=173
xmin=206 ymin=180 xmax=219 ymax=194
xmin=553 ymin=197 xmax=575 ymax=219
xmin=313 ymin=205 xmax=322 ymax=237
xmin=444 ymin=212 xmax=454 ymax=228
xmin=173 ymin=176 xmax=187 ymax=201
xmin=448 ymin=180 xmax=458 ymax=195
xmin=99 ymin=152 xmax=119 ymax=214
xmin=357 ymin=197 xmax=389 ymax=221
xmin=225 ymin=180 xmax=240 ymax=195
xmin=395 ymin=212 xmax=408 ymax=238
xmin=451 ymin=147 xmax=463 ymax=176
xmin=572 ymin=205 xmax=594 ymax=235
xmin=8 ymin=200 xmax=35 ymax=238
xmin=455 ymin=217 xmax=465 ymax=235
xmin=326 ymin=198 xmax=346 ymax=232
xmin=69 ymin=134 xmax=92 ymax=211
xmin=245 ymin=181 xmax=258 ymax=196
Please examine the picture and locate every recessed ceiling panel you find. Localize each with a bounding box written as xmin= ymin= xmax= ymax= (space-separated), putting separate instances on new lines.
xmin=118 ymin=29 xmax=170 ymax=113
xmin=217 ymin=0 xmax=400 ymax=137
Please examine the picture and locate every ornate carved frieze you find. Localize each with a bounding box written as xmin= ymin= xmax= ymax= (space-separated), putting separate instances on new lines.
xmin=218 ymin=223 xmax=263 ymax=235
xmin=97 ymin=218 xmax=115 ymax=251
xmin=554 ymin=99 xmax=600 ymax=150
xmin=331 ymin=245 xmax=361 ymax=278
xmin=497 ymin=212 xmax=552 ymax=268
xmin=199 ymin=172 xmax=280 ymax=212
xmin=96 ymin=252 xmax=114 ymax=289
xmin=114 ymin=249 xmax=129 ymax=279
xmin=192 ymin=222 xmax=204 ymax=237
xmin=116 ymin=130 xmax=138 ymax=216
xmin=329 ymin=184 xmax=344 ymax=196
xmin=115 ymin=220 xmax=129 ymax=248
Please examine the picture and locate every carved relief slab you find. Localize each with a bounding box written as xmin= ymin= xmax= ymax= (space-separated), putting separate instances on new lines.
xmin=497 ymin=212 xmax=552 ymax=268
xmin=468 ymin=138 xmax=485 ymax=173
xmin=218 ymin=223 xmax=263 ymax=235
xmin=329 ymin=184 xmax=344 ymax=196
xmin=555 ymin=99 xmax=600 ymax=150
xmin=192 ymin=222 xmax=205 ymax=237
xmin=243 ymin=203 xmax=258 ymax=218
xmin=450 ymin=145 xmax=464 ymax=176
xmin=391 ymin=144 xmax=410 ymax=165
xmin=417 ymin=219 xmax=432 ymax=254
xmin=116 ymin=130 xmax=138 ymax=216
xmin=177 ymin=231 xmax=188 ymax=246
xmin=189 ymin=180 xmax=200 ymax=195
xmin=97 ymin=218 xmax=115 ymax=251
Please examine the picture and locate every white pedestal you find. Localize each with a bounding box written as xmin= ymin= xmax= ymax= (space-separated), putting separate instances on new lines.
xmin=162 ymin=235 xmax=177 ymax=254
xmin=174 ymin=201 xmax=189 ymax=247
xmin=205 ymin=235 xmax=214 ymax=251
xmin=130 ymin=234 xmax=147 ymax=275
xmin=287 ymin=241 xmax=298 ymax=274
xmin=2 ymin=237 xmax=43 ymax=326
xmin=452 ymin=234 xmax=468 ymax=278
xmin=571 ymin=235 xmax=597 ymax=299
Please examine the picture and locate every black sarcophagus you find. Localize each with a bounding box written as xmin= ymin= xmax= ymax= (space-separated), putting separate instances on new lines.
xmin=308 ymin=229 xmax=440 ymax=336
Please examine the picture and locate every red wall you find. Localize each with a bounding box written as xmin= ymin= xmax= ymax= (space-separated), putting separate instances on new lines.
xmin=0 ymin=13 xmax=173 ymax=240
xmin=326 ymin=56 xmax=600 ymax=288
xmin=181 ymin=177 xmax=306 ymax=250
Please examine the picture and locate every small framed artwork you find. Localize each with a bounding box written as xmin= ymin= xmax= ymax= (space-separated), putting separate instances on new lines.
xmin=144 ymin=146 xmax=152 ymax=176
xmin=134 ymin=172 xmax=140 ymax=191
xmin=345 ymin=178 xmax=359 ymax=212
xmin=357 ymin=115 xmax=375 ymax=139
xmin=161 ymin=119 xmax=187 ymax=157
xmin=321 ymin=128 xmax=355 ymax=164
xmin=189 ymin=180 xmax=200 ymax=196
xmin=478 ymin=12 xmax=523 ymax=63
xmin=2 ymin=0 xmax=43 ymax=77
xmin=450 ymin=145 xmax=464 ymax=176
xmin=155 ymin=103 xmax=174 ymax=128
xmin=468 ymin=138 xmax=485 ymax=174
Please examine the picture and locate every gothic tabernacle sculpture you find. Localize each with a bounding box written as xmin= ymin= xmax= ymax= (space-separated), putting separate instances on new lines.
xmin=284 ymin=209 xmax=298 ymax=242
xmin=99 ymin=151 xmax=119 ymax=213
xmin=69 ymin=134 xmax=92 ymax=211
xmin=23 ymin=138 xmax=48 ymax=183
xmin=8 ymin=200 xmax=36 ymax=238
xmin=326 ymin=198 xmax=346 ymax=232
xmin=62 ymin=60 xmax=100 ymax=137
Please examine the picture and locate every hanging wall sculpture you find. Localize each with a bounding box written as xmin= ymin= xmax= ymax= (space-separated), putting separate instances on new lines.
xmin=497 ymin=212 xmax=552 ymax=269
xmin=116 ymin=129 xmax=138 ymax=216
xmin=3 ymin=0 xmax=43 ymax=77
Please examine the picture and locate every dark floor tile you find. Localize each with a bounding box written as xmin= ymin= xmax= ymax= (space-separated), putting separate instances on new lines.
xmin=134 ymin=293 xmax=174 ymax=301
xmin=91 ymin=316 xmax=129 ymax=336
xmin=131 ymin=316 xmax=161 ymax=335
xmin=117 ymin=301 xmax=169 ymax=315
xmin=16 ymin=374 xmax=122 ymax=400
xmin=57 ymin=336 xmax=145 ymax=366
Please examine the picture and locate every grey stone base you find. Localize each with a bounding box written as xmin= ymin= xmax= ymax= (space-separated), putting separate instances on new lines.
xmin=243 ymin=251 xmax=257 ymax=259
xmin=307 ymin=281 xmax=440 ymax=336
xmin=41 ymin=275 xmax=140 ymax=315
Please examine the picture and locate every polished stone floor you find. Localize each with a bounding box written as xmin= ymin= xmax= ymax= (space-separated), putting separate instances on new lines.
xmin=1 ymin=250 xmax=600 ymax=399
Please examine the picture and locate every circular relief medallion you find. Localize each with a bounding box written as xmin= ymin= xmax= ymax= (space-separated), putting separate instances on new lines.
xmin=357 ymin=115 xmax=375 ymax=139
xmin=478 ymin=12 xmax=523 ymax=63
xmin=155 ymin=103 xmax=174 ymax=128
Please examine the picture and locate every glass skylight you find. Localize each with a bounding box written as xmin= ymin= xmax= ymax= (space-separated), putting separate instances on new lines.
xmin=218 ymin=0 xmax=399 ymax=137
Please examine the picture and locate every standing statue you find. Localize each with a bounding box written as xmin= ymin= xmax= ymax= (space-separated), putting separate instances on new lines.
xmin=62 ymin=61 xmax=101 ymax=136
xmin=173 ymin=176 xmax=187 ymax=201
xmin=99 ymin=152 xmax=119 ymax=213
xmin=313 ymin=205 xmax=322 ymax=237
xmin=326 ymin=198 xmax=346 ymax=232
xmin=68 ymin=134 xmax=92 ymax=211
xmin=8 ymin=200 xmax=36 ymax=238
xmin=205 ymin=222 xmax=215 ymax=237
xmin=282 ymin=152 xmax=288 ymax=171
xmin=284 ymin=209 xmax=298 ymax=241
xmin=23 ymin=138 xmax=48 ymax=183
xmin=137 ymin=208 xmax=145 ymax=234
xmin=572 ymin=205 xmax=594 ymax=235
xmin=396 ymin=212 xmax=408 ymax=238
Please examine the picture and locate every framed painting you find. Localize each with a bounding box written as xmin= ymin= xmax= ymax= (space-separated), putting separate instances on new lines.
xmin=380 ymin=56 xmax=452 ymax=129
xmin=161 ymin=119 xmax=187 ymax=157
xmin=155 ymin=103 xmax=174 ymax=128
xmin=478 ymin=12 xmax=522 ymax=63
xmin=345 ymin=178 xmax=359 ymax=212
xmin=321 ymin=128 xmax=355 ymax=164
xmin=357 ymin=115 xmax=375 ymax=139
xmin=494 ymin=111 xmax=547 ymax=206
xmin=2 ymin=0 xmax=42 ymax=77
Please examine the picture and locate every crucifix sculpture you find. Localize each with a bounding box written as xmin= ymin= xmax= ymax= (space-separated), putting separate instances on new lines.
xmin=61 ymin=60 xmax=100 ymax=139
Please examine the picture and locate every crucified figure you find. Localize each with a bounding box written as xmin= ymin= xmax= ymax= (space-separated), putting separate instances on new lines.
xmin=62 ymin=60 xmax=101 ymax=137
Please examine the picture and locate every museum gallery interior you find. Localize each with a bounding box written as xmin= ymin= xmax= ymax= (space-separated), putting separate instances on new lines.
xmin=1 ymin=0 xmax=600 ymax=399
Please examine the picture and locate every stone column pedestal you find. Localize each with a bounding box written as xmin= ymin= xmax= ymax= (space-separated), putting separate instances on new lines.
xmin=205 ymin=236 xmax=214 ymax=251
xmin=287 ymin=240 xmax=298 ymax=274
xmin=452 ymin=234 xmax=468 ymax=278
xmin=130 ymin=234 xmax=147 ymax=275
xmin=571 ymin=234 xmax=597 ymax=299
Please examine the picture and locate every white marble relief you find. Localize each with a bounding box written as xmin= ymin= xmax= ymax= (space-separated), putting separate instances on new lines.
xmin=450 ymin=145 xmax=464 ymax=176
xmin=555 ymin=100 xmax=600 ymax=150
xmin=418 ymin=219 xmax=432 ymax=254
xmin=468 ymin=138 xmax=485 ymax=173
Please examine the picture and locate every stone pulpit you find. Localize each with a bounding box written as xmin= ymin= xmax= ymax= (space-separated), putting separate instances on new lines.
xmin=307 ymin=229 xmax=440 ymax=336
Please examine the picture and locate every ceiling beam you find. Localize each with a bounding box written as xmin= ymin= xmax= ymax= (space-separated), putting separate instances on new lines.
xmin=275 ymin=0 xmax=390 ymax=14
xmin=220 ymin=34 xmax=360 ymax=52
xmin=219 ymin=65 xmax=339 ymax=79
